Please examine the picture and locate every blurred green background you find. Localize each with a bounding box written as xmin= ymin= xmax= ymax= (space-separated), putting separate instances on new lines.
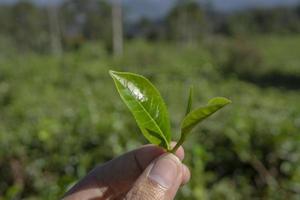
xmin=0 ymin=0 xmax=300 ymax=199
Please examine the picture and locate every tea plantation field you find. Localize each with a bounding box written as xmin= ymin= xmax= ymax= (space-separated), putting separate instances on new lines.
xmin=0 ymin=36 xmax=300 ymax=199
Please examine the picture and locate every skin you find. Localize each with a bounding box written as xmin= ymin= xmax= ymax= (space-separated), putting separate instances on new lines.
xmin=63 ymin=142 xmax=190 ymax=200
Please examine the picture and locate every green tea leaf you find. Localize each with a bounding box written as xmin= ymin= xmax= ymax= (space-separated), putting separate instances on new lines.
xmin=110 ymin=70 xmax=171 ymax=149
xmin=181 ymin=97 xmax=231 ymax=135
xmin=185 ymin=86 xmax=193 ymax=116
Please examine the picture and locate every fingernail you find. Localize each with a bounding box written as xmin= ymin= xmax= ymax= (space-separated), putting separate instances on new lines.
xmin=148 ymin=153 xmax=180 ymax=189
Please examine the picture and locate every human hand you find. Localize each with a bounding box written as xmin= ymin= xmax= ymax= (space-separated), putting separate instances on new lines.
xmin=63 ymin=143 xmax=190 ymax=200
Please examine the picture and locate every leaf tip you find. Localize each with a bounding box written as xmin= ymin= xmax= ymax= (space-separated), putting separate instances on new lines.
xmin=223 ymin=98 xmax=232 ymax=105
xmin=109 ymin=70 xmax=117 ymax=77
xmin=208 ymin=97 xmax=232 ymax=106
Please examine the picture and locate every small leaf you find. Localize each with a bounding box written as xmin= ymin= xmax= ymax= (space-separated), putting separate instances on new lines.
xmin=185 ymin=86 xmax=193 ymax=116
xmin=110 ymin=70 xmax=171 ymax=150
xmin=181 ymin=97 xmax=231 ymax=135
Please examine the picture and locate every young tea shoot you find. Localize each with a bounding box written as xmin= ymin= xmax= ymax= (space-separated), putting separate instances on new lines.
xmin=109 ymin=70 xmax=231 ymax=153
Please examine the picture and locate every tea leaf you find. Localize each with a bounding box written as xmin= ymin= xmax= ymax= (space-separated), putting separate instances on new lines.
xmin=181 ymin=97 xmax=231 ymax=136
xmin=110 ymin=71 xmax=171 ymax=149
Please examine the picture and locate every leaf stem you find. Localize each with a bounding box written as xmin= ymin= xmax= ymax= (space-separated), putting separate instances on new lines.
xmin=169 ymin=134 xmax=186 ymax=154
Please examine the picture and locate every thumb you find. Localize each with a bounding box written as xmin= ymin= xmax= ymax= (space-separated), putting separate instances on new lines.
xmin=125 ymin=153 xmax=183 ymax=200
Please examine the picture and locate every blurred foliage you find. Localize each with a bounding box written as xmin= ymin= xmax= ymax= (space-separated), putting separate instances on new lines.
xmin=60 ymin=0 xmax=112 ymax=50
xmin=165 ymin=1 xmax=205 ymax=43
xmin=0 ymin=38 xmax=300 ymax=199
xmin=0 ymin=2 xmax=50 ymax=52
xmin=226 ymin=7 xmax=300 ymax=35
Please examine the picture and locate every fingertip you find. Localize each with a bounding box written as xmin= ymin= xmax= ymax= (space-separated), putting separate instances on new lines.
xmin=148 ymin=153 xmax=182 ymax=189
xmin=175 ymin=146 xmax=185 ymax=161
xmin=181 ymin=164 xmax=191 ymax=185
xmin=125 ymin=153 xmax=182 ymax=199
xmin=170 ymin=141 xmax=185 ymax=161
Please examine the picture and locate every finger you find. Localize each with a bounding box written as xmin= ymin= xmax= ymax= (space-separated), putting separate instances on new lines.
xmin=181 ymin=164 xmax=191 ymax=185
xmin=95 ymin=143 xmax=184 ymax=194
xmin=125 ymin=153 xmax=184 ymax=200
xmin=64 ymin=143 xmax=185 ymax=199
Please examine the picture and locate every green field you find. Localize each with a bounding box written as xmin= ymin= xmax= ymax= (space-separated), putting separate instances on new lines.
xmin=1 ymin=36 xmax=300 ymax=199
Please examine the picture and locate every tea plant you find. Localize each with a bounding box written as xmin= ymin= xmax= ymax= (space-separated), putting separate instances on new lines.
xmin=110 ymin=70 xmax=231 ymax=153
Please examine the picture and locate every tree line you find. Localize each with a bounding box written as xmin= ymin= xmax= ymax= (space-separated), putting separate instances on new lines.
xmin=1 ymin=0 xmax=300 ymax=54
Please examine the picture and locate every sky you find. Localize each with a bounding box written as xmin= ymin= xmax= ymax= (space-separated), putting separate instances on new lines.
xmin=1 ymin=0 xmax=300 ymax=8
xmin=205 ymin=0 xmax=300 ymax=11
xmin=1 ymin=0 xmax=299 ymax=9
xmin=127 ymin=0 xmax=300 ymax=22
